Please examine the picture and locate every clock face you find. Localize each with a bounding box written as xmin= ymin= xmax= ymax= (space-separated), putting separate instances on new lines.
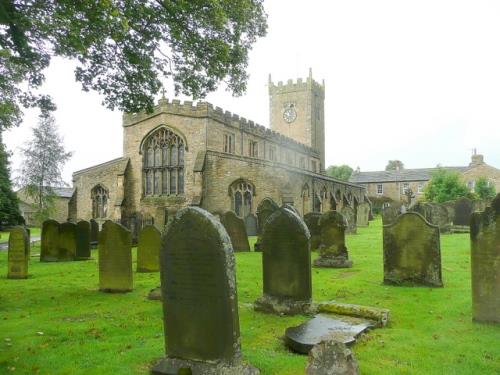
xmin=283 ymin=106 xmax=297 ymax=123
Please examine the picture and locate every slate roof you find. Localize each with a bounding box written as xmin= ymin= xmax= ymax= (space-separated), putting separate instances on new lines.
xmin=51 ymin=187 xmax=74 ymax=198
xmin=73 ymin=157 xmax=129 ymax=176
xmin=349 ymin=166 xmax=470 ymax=184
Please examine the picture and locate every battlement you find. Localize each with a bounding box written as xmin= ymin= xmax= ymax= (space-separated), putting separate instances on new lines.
xmin=122 ymin=98 xmax=319 ymax=156
xmin=268 ymin=69 xmax=325 ymax=95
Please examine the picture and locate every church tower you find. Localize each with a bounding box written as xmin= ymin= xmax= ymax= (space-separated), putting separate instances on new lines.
xmin=268 ymin=68 xmax=325 ymax=171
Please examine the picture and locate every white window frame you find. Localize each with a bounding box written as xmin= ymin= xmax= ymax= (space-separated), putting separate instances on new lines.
xmin=376 ymin=184 xmax=383 ymax=195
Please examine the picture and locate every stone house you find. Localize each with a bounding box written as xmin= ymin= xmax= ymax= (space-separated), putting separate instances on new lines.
xmin=350 ymin=153 xmax=500 ymax=204
xmin=71 ymin=71 xmax=367 ymax=229
xmin=17 ymin=186 xmax=74 ymax=225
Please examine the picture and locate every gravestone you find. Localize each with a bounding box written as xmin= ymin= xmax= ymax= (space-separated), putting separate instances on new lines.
xmin=470 ymin=194 xmax=500 ymax=323
xmin=75 ymin=220 xmax=91 ymax=260
xmin=7 ymin=227 xmax=30 ymax=279
xmin=137 ymin=225 xmax=161 ymax=272
xmin=340 ymin=206 xmax=356 ymax=234
xmin=454 ymin=197 xmax=473 ymax=226
xmin=89 ymin=219 xmax=99 ymax=245
xmin=40 ymin=219 xmax=60 ymax=262
xmin=58 ymin=222 xmax=77 ymax=261
xmin=254 ymin=197 xmax=279 ymax=251
xmin=244 ymin=213 xmax=258 ymax=236
xmin=356 ymin=202 xmax=370 ymax=227
xmin=409 ymin=202 xmax=433 ymax=222
xmin=152 ymin=207 xmax=258 ymax=375
xmin=305 ymin=341 xmax=359 ymax=375
xmin=315 ymin=211 xmax=352 ymax=268
xmin=98 ymin=221 xmax=133 ymax=293
xmin=254 ymin=207 xmax=312 ymax=315
xmin=283 ymin=203 xmax=300 ymax=217
xmin=220 ymin=211 xmax=250 ymax=252
xmin=429 ymin=203 xmax=451 ymax=233
xmin=383 ymin=213 xmax=443 ymax=287
xmin=304 ymin=212 xmax=322 ymax=251
xmin=381 ymin=205 xmax=401 ymax=225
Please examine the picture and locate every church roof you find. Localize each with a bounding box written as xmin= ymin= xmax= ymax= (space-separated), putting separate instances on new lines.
xmin=73 ymin=157 xmax=129 ymax=176
xmin=349 ymin=166 xmax=469 ymax=184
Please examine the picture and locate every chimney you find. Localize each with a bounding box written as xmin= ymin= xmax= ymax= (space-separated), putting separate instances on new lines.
xmin=470 ymin=149 xmax=485 ymax=167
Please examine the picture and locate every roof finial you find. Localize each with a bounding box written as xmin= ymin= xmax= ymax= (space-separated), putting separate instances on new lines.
xmin=161 ymin=87 xmax=166 ymax=99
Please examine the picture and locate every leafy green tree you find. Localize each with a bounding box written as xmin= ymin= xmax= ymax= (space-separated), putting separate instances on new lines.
xmin=475 ymin=176 xmax=496 ymax=200
xmin=17 ymin=114 xmax=72 ymax=223
xmin=424 ymin=169 xmax=470 ymax=203
xmin=325 ymin=165 xmax=353 ymax=181
xmin=385 ymin=160 xmax=404 ymax=171
xmin=0 ymin=1 xmax=267 ymax=130
xmin=0 ymin=132 xmax=22 ymax=225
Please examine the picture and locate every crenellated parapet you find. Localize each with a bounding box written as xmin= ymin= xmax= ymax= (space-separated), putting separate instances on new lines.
xmin=268 ymin=70 xmax=325 ymax=97
xmin=122 ymin=98 xmax=319 ymax=156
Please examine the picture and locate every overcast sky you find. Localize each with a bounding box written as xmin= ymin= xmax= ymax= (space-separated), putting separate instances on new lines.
xmin=5 ymin=0 xmax=500 ymax=184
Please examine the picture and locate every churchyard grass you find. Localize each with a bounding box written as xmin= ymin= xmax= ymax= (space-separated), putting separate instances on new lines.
xmin=0 ymin=228 xmax=40 ymax=244
xmin=0 ymin=218 xmax=499 ymax=374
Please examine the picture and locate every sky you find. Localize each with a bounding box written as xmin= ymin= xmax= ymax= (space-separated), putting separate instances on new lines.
xmin=5 ymin=0 xmax=500 ymax=185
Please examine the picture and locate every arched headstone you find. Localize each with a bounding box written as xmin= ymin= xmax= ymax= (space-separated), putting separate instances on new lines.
xmin=315 ymin=211 xmax=352 ymax=268
xmin=254 ymin=197 xmax=279 ymax=251
xmin=470 ymin=194 xmax=500 ymax=323
xmin=58 ymin=222 xmax=77 ymax=261
xmin=41 ymin=219 xmax=60 ymax=262
xmin=220 ymin=211 xmax=250 ymax=252
xmin=98 ymin=221 xmax=133 ymax=293
xmin=340 ymin=206 xmax=357 ymax=234
xmin=383 ymin=213 xmax=443 ymax=287
xmin=381 ymin=205 xmax=401 ymax=226
xmin=76 ymin=220 xmax=91 ymax=260
xmin=303 ymin=212 xmax=322 ymax=251
xmin=8 ymin=227 xmax=30 ymax=279
xmin=254 ymin=207 xmax=312 ymax=315
xmin=356 ymin=202 xmax=370 ymax=227
xmin=137 ymin=225 xmax=161 ymax=272
xmin=244 ymin=213 xmax=257 ymax=236
xmin=454 ymin=197 xmax=473 ymax=226
xmin=152 ymin=207 xmax=258 ymax=374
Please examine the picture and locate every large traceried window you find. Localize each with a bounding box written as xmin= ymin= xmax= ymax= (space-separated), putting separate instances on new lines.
xmin=143 ymin=127 xmax=185 ymax=196
xmin=91 ymin=185 xmax=108 ymax=219
xmin=230 ymin=179 xmax=254 ymax=218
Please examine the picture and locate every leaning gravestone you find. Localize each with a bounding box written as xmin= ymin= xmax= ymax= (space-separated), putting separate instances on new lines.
xmin=58 ymin=222 xmax=77 ymax=261
xmin=220 ymin=211 xmax=250 ymax=252
xmin=7 ymin=227 xmax=30 ymax=279
xmin=315 ymin=211 xmax=352 ymax=268
xmin=454 ymin=197 xmax=473 ymax=226
xmin=304 ymin=212 xmax=322 ymax=251
xmin=137 ymin=225 xmax=161 ymax=272
xmin=244 ymin=213 xmax=258 ymax=236
xmin=40 ymin=219 xmax=60 ymax=262
xmin=356 ymin=202 xmax=370 ymax=227
xmin=152 ymin=207 xmax=258 ymax=375
xmin=98 ymin=221 xmax=133 ymax=293
xmin=254 ymin=197 xmax=279 ymax=251
xmin=383 ymin=213 xmax=443 ymax=287
xmin=75 ymin=220 xmax=91 ymax=260
xmin=340 ymin=206 xmax=356 ymax=234
xmin=89 ymin=219 xmax=99 ymax=245
xmin=254 ymin=207 xmax=312 ymax=315
xmin=470 ymin=194 xmax=500 ymax=323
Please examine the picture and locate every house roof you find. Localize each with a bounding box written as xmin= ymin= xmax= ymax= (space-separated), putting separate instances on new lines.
xmin=349 ymin=166 xmax=470 ymax=184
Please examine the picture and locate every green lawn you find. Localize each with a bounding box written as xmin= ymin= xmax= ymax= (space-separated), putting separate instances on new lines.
xmin=0 ymin=228 xmax=41 ymax=244
xmin=0 ymin=218 xmax=498 ymax=374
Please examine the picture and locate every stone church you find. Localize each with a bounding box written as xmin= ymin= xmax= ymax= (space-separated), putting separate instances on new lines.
xmin=70 ymin=70 xmax=367 ymax=231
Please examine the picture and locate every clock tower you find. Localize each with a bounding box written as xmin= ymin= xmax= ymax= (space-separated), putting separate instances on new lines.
xmin=268 ymin=68 xmax=325 ymax=171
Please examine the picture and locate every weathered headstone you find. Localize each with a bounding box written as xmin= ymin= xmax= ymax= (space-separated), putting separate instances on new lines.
xmin=152 ymin=207 xmax=258 ymax=375
xmin=429 ymin=203 xmax=451 ymax=233
xmin=40 ymin=219 xmax=60 ymax=262
xmin=383 ymin=212 xmax=443 ymax=287
xmin=220 ymin=211 xmax=250 ymax=252
xmin=305 ymin=340 xmax=359 ymax=375
xmin=304 ymin=212 xmax=322 ymax=251
xmin=75 ymin=220 xmax=91 ymax=260
xmin=137 ymin=225 xmax=161 ymax=272
xmin=58 ymin=222 xmax=77 ymax=261
xmin=340 ymin=206 xmax=356 ymax=234
xmin=7 ymin=227 xmax=30 ymax=279
xmin=356 ymin=202 xmax=370 ymax=227
xmin=283 ymin=203 xmax=300 ymax=217
xmin=409 ymin=202 xmax=432 ymax=222
xmin=244 ymin=213 xmax=258 ymax=236
xmin=254 ymin=197 xmax=279 ymax=251
xmin=315 ymin=211 xmax=352 ymax=268
xmin=454 ymin=197 xmax=473 ymax=226
xmin=98 ymin=221 xmax=133 ymax=293
xmin=254 ymin=207 xmax=312 ymax=315
xmin=381 ymin=205 xmax=401 ymax=225
xmin=89 ymin=219 xmax=99 ymax=245
xmin=470 ymin=194 xmax=500 ymax=323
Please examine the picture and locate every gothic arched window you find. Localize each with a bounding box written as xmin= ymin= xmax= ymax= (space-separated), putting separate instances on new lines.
xmin=91 ymin=185 xmax=108 ymax=219
xmin=142 ymin=127 xmax=185 ymax=196
xmin=230 ymin=180 xmax=254 ymax=218
xmin=301 ymin=184 xmax=310 ymax=215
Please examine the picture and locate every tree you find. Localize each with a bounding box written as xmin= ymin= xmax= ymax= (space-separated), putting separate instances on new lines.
xmin=18 ymin=114 xmax=72 ymax=223
xmin=0 ymin=132 xmax=22 ymax=226
xmin=0 ymin=1 xmax=267 ymax=130
xmin=475 ymin=176 xmax=496 ymax=200
xmin=385 ymin=160 xmax=404 ymax=171
xmin=424 ymin=169 xmax=470 ymax=203
xmin=325 ymin=165 xmax=353 ymax=181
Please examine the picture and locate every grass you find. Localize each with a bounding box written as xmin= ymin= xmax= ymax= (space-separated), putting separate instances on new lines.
xmin=0 ymin=218 xmax=498 ymax=374
xmin=0 ymin=228 xmax=41 ymax=244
